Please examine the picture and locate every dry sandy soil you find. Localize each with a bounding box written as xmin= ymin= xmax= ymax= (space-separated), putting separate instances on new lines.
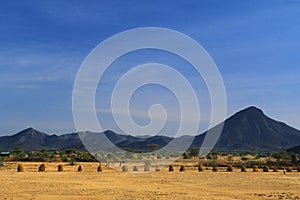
xmin=1 ymin=162 xmax=300 ymax=200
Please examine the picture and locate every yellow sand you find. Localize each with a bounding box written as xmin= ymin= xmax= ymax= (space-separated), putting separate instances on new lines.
xmin=1 ymin=162 xmax=300 ymax=199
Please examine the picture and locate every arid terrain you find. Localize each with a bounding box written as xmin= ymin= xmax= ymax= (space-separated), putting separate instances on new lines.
xmin=1 ymin=162 xmax=300 ymax=200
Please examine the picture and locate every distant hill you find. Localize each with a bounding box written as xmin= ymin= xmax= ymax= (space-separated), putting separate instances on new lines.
xmin=1 ymin=106 xmax=300 ymax=152
xmin=0 ymin=128 xmax=86 ymax=151
xmin=287 ymin=144 xmax=300 ymax=154
xmin=200 ymin=106 xmax=300 ymax=151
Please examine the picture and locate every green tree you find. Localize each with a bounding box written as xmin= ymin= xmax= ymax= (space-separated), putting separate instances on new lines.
xmin=189 ymin=148 xmax=200 ymax=158
xmin=147 ymin=143 xmax=159 ymax=152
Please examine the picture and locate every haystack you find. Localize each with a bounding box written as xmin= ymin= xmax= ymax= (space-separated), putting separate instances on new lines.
xmin=198 ymin=165 xmax=204 ymax=172
xmin=212 ymin=165 xmax=218 ymax=172
xmin=169 ymin=165 xmax=174 ymax=172
xmin=241 ymin=166 xmax=247 ymax=172
xmin=38 ymin=164 xmax=46 ymax=172
xmin=58 ymin=164 xmax=64 ymax=172
xmin=286 ymin=167 xmax=292 ymax=172
xmin=144 ymin=165 xmax=150 ymax=172
xmin=122 ymin=165 xmax=128 ymax=172
xmin=155 ymin=166 xmax=160 ymax=171
xmin=263 ymin=166 xmax=269 ymax=172
xmin=97 ymin=165 xmax=103 ymax=172
xmin=272 ymin=166 xmax=279 ymax=172
xmin=17 ymin=164 xmax=24 ymax=172
xmin=253 ymin=165 xmax=259 ymax=172
xmin=226 ymin=164 xmax=233 ymax=172
xmin=78 ymin=165 xmax=83 ymax=172
xmin=179 ymin=165 xmax=186 ymax=172
xmin=133 ymin=166 xmax=138 ymax=172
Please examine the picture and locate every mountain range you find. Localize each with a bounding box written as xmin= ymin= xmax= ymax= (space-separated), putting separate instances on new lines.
xmin=1 ymin=106 xmax=300 ymax=153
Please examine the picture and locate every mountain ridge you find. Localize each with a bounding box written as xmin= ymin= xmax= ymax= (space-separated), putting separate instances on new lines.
xmin=1 ymin=106 xmax=300 ymax=152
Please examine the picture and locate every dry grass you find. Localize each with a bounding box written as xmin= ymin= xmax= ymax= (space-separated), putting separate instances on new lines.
xmin=1 ymin=162 xmax=300 ymax=199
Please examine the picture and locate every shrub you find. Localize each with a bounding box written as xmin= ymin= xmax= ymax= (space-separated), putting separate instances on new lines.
xmin=78 ymin=165 xmax=83 ymax=172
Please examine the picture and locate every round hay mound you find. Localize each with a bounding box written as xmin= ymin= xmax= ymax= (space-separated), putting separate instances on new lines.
xmin=212 ymin=165 xmax=218 ymax=172
xmin=263 ymin=166 xmax=269 ymax=172
xmin=272 ymin=166 xmax=279 ymax=172
xmin=241 ymin=166 xmax=247 ymax=172
xmin=286 ymin=167 xmax=292 ymax=172
xmin=17 ymin=164 xmax=24 ymax=172
xmin=169 ymin=165 xmax=174 ymax=172
xmin=144 ymin=165 xmax=150 ymax=172
xmin=155 ymin=167 xmax=160 ymax=171
xmin=179 ymin=165 xmax=186 ymax=172
xmin=78 ymin=165 xmax=83 ymax=172
xmin=97 ymin=165 xmax=103 ymax=172
xmin=226 ymin=165 xmax=233 ymax=172
xmin=253 ymin=165 xmax=259 ymax=172
xmin=122 ymin=165 xmax=128 ymax=172
xmin=198 ymin=165 xmax=204 ymax=172
xmin=38 ymin=164 xmax=46 ymax=172
xmin=58 ymin=164 xmax=64 ymax=172
xmin=133 ymin=166 xmax=139 ymax=172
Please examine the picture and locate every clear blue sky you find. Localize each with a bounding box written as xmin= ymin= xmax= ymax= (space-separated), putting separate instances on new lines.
xmin=0 ymin=0 xmax=300 ymax=136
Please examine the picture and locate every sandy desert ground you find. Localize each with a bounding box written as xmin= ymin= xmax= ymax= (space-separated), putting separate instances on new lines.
xmin=1 ymin=162 xmax=300 ymax=200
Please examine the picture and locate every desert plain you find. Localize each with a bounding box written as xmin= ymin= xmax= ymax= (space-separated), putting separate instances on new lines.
xmin=1 ymin=162 xmax=300 ymax=200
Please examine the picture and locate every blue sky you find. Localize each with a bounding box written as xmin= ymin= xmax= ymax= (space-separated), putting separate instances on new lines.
xmin=0 ymin=0 xmax=300 ymax=136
